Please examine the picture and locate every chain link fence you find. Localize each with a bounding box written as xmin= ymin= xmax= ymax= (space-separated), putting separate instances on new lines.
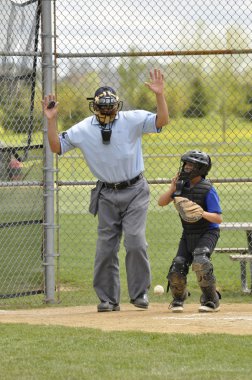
xmin=0 ymin=0 xmax=44 ymax=305
xmin=0 ymin=0 xmax=252 ymax=307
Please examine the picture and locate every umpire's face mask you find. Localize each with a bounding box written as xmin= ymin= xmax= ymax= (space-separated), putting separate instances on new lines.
xmin=87 ymin=88 xmax=123 ymax=145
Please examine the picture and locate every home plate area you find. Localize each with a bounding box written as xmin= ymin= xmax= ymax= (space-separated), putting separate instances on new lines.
xmin=0 ymin=303 xmax=251 ymax=335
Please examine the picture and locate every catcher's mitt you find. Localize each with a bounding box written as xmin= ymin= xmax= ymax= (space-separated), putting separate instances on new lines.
xmin=173 ymin=196 xmax=204 ymax=223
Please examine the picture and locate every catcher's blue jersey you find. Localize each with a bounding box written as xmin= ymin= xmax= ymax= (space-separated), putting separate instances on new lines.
xmin=205 ymin=187 xmax=222 ymax=229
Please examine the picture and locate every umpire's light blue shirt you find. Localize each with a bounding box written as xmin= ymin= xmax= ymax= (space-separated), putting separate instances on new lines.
xmin=59 ymin=110 xmax=159 ymax=183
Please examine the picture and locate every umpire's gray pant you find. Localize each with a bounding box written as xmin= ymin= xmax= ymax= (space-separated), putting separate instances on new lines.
xmin=93 ymin=177 xmax=151 ymax=304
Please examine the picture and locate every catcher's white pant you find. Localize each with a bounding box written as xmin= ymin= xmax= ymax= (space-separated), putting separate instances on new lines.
xmin=93 ymin=177 xmax=151 ymax=304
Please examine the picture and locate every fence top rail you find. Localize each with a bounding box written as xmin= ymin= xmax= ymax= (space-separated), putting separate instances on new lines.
xmin=56 ymin=48 xmax=252 ymax=59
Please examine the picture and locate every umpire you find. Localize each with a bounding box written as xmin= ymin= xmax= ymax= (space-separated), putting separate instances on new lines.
xmin=43 ymin=69 xmax=169 ymax=312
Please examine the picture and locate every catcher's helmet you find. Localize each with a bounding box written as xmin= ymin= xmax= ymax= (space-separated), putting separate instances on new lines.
xmin=87 ymin=86 xmax=123 ymax=126
xmin=180 ymin=150 xmax=212 ymax=179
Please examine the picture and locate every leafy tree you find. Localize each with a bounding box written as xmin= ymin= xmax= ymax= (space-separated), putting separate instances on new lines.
xmin=237 ymin=82 xmax=252 ymax=121
xmin=183 ymin=77 xmax=207 ymax=118
xmin=117 ymin=53 xmax=149 ymax=109
xmin=1 ymin=80 xmax=41 ymax=134
xmin=56 ymin=71 xmax=99 ymax=130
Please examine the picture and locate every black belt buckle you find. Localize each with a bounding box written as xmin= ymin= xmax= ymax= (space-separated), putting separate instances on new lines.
xmin=105 ymin=173 xmax=142 ymax=190
xmin=113 ymin=182 xmax=122 ymax=190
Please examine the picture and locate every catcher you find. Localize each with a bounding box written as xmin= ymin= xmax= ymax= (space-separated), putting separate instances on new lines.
xmin=158 ymin=150 xmax=222 ymax=313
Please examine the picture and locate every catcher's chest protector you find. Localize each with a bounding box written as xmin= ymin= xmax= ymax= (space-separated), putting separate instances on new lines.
xmin=180 ymin=180 xmax=212 ymax=234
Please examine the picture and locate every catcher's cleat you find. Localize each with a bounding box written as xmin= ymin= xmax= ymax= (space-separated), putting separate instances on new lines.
xmin=198 ymin=287 xmax=221 ymax=312
xmin=168 ymin=299 xmax=184 ymax=313
xmin=97 ymin=301 xmax=120 ymax=312
xmin=198 ymin=301 xmax=220 ymax=313
xmin=130 ymin=293 xmax=149 ymax=309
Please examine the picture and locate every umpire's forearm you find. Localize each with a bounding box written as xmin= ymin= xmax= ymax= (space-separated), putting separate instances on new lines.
xmin=47 ymin=118 xmax=61 ymax=154
xmin=155 ymin=93 xmax=169 ymax=128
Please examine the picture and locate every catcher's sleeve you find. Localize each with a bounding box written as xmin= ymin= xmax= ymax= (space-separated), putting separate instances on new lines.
xmin=173 ymin=196 xmax=204 ymax=223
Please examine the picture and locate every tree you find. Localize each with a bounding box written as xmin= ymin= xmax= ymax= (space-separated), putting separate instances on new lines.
xmin=183 ymin=77 xmax=207 ymax=118
xmin=117 ymin=53 xmax=148 ymax=110
xmin=56 ymin=71 xmax=99 ymax=130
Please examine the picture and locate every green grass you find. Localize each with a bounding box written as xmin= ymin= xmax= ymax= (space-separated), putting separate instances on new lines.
xmin=1 ymin=324 xmax=252 ymax=380
xmin=0 ymin=114 xmax=252 ymax=307
xmin=0 ymin=126 xmax=43 ymax=146
xmin=54 ymin=114 xmax=252 ymax=181
xmin=54 ymin=182 xmax=252 ymax=300
xmin=0 ymin=113 xmax=251 ymax=380
xmin=0 ymin=186 xmax=44 ymax=296
xmin=1 ymin=182 xmax=251 ymax=308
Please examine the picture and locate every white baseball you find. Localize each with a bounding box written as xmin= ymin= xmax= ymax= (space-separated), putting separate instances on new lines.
xmin=154 ymin=285 xmax=164 ymax=295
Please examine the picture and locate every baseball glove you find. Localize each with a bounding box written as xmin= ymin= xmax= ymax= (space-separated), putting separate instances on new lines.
xmin=173 ymin=196 xmax=204 ymax=223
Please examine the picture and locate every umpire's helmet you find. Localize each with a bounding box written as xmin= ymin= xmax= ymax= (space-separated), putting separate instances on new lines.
xmin=87 ymin=86 xmax=123 ymax=126
xmin=180 ymin=150 xmax=212 ymax=178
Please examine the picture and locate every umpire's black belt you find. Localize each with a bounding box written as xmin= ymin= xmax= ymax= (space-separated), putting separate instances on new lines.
xmin=103 ymin=173 xmax=143 ymax=190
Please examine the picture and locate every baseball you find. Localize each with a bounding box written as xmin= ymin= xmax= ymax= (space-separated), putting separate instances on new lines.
xmin=154 ymin=285 xmax=164 ymax=295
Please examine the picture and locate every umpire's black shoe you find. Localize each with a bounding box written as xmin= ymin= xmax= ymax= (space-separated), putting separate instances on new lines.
xmin=130 ymin=293 xmax=149 ymax=309
xmin=97 ymin=301 xmax=120 ymax=312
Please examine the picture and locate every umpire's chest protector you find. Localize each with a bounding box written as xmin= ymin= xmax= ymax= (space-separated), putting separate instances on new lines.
xmin=180 ymin=180 xmax=212 ymax=234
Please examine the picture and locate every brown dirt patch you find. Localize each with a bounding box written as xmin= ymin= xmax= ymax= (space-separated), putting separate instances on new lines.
xmin=0 ymin=303 xmax=251 ymax=335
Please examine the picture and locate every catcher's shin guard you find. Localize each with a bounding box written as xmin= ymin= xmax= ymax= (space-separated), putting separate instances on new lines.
xmin=167 ymin=256 xmax=189 ymax=301
xmin=192 ymin=247 xmax=215 ymax=287
xmin=192 ymin=247 xmax=220 ymax=306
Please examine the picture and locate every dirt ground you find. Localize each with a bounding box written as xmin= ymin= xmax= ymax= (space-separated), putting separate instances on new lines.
xmin=0 ymin=303 xmax=251 ymax=335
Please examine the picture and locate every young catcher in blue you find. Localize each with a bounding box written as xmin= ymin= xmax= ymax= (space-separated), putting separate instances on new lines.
xmin=43 ymin=69 xmax=169 ymax=312
xmin=158 ymin=150 xmax=222 ymax=313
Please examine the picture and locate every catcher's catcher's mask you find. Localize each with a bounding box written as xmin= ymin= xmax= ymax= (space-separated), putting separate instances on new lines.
xmin=87 ymin=87 xmax=123 ymax=144
xmin=174 ymin=150 xmax=211 ymax=195
xmin=179 ymin=150 xmax=211 ymax=180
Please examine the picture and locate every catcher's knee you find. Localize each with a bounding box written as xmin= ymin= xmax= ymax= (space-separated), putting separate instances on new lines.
xmin=192 ymin=247 xmax=216 ymax=287
xmin=167 ymin=257 xmax=189 ymax=299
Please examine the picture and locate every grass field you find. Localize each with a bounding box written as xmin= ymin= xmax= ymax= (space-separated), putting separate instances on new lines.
xmin=1 ymin=114 xmax=252 ymax=380
xmin=50 ymin=114 xmax=252 ymax=306
xmin=1 ymin=323 xmax=252 ymax=380
xmin=1 ymin=114 xmax=252 ymax=306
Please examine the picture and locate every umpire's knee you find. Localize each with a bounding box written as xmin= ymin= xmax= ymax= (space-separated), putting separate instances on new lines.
xmin=124 ymin=233 xmax=147 ymax=251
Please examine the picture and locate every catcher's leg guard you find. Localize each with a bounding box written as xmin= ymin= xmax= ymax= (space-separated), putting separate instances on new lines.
xmin=167 ymin=256 xmax=189 ymax=302
xmin=192 ymin=247 xmax=220 ymax=310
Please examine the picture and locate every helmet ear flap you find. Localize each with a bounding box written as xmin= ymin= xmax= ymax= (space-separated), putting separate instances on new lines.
xmin=207 ymin=155 xmax=212 ymax=173
xmin=199 ymin=155 xmax=211 ymax=177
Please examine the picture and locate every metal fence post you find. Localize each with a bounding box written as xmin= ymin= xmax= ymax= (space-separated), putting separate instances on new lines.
xmin=41 ymin=0 xmax=55 ymax=303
